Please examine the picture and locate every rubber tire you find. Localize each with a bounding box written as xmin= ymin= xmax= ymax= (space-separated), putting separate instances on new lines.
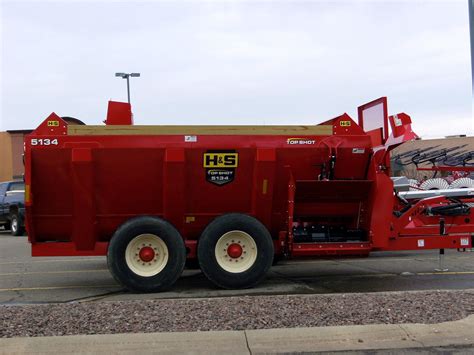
xmin=272 ymin=254 xmax=283 ymax=266
xmin=198 ymin=213 xmax=274 ymax=289
xmin=107 ymin=216 xmax=186 ymax=293
xmin=10 ymin=213 xmax=24 ymax=236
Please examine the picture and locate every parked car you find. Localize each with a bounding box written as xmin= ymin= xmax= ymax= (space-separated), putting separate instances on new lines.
xmin=0 ymin=180 xmax=25 ymax=236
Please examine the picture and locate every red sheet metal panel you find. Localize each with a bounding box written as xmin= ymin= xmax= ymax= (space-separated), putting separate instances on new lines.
xmin=24 ymin=98 xmax=474 ymax=259
xmin=105 ymin=101 xmax=133 ymax=125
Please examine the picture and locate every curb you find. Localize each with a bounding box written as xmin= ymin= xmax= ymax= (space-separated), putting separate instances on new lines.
xmin=1 ymin=315 xmax=473 ymax=354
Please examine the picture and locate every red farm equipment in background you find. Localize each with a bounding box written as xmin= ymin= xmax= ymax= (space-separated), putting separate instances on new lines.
xmin=23 ymin=97 xmax=473 ymax=292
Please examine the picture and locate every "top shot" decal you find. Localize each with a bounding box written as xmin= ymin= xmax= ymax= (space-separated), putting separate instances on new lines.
xmin=286 ymin=138 xmax=316 ymax=145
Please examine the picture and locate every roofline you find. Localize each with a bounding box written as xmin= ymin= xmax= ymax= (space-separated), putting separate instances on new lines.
xmin=5 ymin=129 xmax=33 ymax=134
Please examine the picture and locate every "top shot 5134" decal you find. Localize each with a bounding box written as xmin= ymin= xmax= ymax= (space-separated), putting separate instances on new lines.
xmin=203 ymin=151 xmax=238 ymax=186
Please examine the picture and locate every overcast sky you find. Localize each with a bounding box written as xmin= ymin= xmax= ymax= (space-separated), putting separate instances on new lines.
xmin=1 ymin=0 xmax=472 ymax=138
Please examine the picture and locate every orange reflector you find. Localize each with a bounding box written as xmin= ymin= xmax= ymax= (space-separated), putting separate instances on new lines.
xmin=25 ymin=184 xmax=31 ymax=203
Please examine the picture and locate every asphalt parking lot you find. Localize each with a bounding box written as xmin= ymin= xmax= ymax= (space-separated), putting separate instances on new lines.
xmin=1 ymin=230 xmax=473 ymax=305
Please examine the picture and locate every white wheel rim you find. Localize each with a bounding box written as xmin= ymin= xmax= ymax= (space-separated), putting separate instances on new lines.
xmin=125 ymin=234 xmax=169 ymax=277
xmin=215 ymin=230 xmax=257 ymax=273
xmin=11 ymin=219 xmax=17 ymax=233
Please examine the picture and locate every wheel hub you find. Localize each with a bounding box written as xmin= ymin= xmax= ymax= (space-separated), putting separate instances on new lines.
xmin=215 ymin=230 xmax=258 ymax=273
xmin=227 ymin=243 xmax=243 ymax=258
xmin=139 ymin=246 xmax=156 ymax=262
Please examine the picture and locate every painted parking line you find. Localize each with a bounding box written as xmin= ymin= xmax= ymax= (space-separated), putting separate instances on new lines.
xmin=280 ymin=256 xmax=474 ymax=265
xmin=0 ymin=269 xmax=109 ymax=277
xmin=0 ymin=258 xmax=104 ymax=265
xmin=0 ymin=255 xmax=471 ymax=266
xmin=0 ymin=284 xmax=120 ymax=292
xmin=1 ymin=269 xmax=472 ymax=279
xmin=275 ymin=271 xmax=474 ymax=280
xmin=417 ymin=271 xmax=474 ymax=276
xmin=1 ymin=271 xmax=473 ymax=293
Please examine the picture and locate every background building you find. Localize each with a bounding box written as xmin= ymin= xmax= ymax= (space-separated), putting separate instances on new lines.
xmin=0 ymin=118 xmax=82 ymax=182
xmin=0 ymin=130 xmax=32 ymax=181
xmin=391 ymin=136 xmax=474 ymax=182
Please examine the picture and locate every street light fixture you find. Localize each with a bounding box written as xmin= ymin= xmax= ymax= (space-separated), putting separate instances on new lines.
xmin=115 ymin=72 xmax=140 ymax=104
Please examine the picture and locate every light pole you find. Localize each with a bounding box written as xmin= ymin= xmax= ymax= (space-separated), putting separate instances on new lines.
xmin=115 ymin=72 xmax=140 ymax=104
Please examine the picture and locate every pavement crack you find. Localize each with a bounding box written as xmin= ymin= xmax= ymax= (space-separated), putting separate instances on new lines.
xmin=334 ymin=259 xmax=389 ymax=274
xmin=397 ymin=324 xmax=426 ymax=348
xmin=270 ymin=270 xmax=318 ymax=292
xmin=243 ymin=330 xmax=253 ymax=355
xmin=67 ymin=290 xmax=125 ymax=304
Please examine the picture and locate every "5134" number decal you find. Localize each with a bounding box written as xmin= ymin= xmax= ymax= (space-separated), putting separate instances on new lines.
xmin=31 ymin=138 xmax=59 ymax=146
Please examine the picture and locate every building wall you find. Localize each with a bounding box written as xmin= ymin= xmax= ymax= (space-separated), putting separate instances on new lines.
xmin=0 ymin=132 xmax=13 ymax=181
xmin=0 ymin=131 xmax=29 ymax=181
xmin=10 ymin=133 xmax=25 ymax=179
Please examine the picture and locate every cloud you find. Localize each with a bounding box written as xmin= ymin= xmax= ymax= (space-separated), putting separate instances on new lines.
xmin=1 ymin=0 xmax=471 ymax=137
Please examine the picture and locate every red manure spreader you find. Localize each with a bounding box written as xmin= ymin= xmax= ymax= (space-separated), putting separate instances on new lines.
xmin=24 ymin=97 xmax=473 ymax=292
